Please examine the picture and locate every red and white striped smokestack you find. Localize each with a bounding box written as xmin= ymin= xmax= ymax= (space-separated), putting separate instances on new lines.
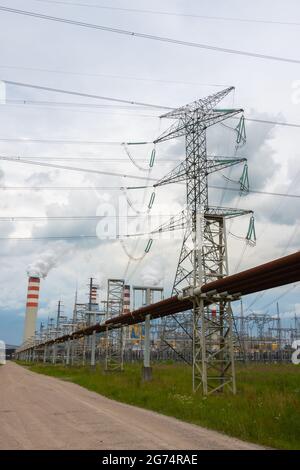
xmin=23 ymin=276 xmax=40 ymax=342
xmin=91 ymin=286 xmax=97 ymax=304
xmin=211 ymin=303 xmax=217 ymax=318
xmin=123 ymin=285 xmax=130 ymax=314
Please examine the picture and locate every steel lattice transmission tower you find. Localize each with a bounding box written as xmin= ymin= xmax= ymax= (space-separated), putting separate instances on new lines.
xmin=105 ymin=279 xmax=125 ymax=371
xmin=154 ymin=87 xmax=253 ymax=394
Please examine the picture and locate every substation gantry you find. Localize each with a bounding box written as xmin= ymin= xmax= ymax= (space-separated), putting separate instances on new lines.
xmin=16 ymin=253 xmax=300 ymax=392
xmin=104 ymin=279 xmax=126 ymax=372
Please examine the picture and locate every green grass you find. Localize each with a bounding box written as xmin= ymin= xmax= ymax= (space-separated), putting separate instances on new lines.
xmin=17 ymin=361 xmax=300 ymax=449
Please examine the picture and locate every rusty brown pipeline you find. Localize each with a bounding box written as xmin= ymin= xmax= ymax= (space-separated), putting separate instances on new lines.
xmin=205 ymin=266 xmax=300 ymax=297
xmin=26 ymin=251 xmax=300 ymax=351
xmin=201 ymin=251 xmax=300 ymax=295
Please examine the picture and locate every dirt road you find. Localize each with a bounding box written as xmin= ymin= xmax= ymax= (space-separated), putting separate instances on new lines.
xmin=0 ymin=362 xmax=262 ymax=450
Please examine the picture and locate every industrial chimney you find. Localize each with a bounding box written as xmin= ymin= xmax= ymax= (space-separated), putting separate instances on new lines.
xmin=23 ymin=276 xmax=40 ymax=342
xmin=123 ymin=285 xmax=131 ymax=314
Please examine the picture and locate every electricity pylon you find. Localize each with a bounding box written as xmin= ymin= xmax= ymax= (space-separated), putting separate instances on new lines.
xmin=154 ymin=87 xmax=253 ymax=394
xmin=105 ymin=279 xmax=125 ymax=371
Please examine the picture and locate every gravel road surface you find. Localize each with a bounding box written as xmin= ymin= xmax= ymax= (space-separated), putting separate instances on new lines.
xmin=0 ymin=362 xmax=262 ymax=450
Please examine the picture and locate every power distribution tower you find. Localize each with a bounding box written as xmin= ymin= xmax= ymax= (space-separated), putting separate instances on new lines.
xmin=105 ymin=279 xmax=125 ymax=371
xmin=154 ymin=87 xmax=253 ymax=394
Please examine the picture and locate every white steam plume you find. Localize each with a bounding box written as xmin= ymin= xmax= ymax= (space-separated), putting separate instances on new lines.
xmin=140 ymin=257 xmax=164 ymax=287
xmin=27 ymin=247 xmax=63 ymax=278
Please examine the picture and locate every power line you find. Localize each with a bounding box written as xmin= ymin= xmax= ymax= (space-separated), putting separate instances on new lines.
xmin=1 ymin=184 xmax=300 ymax=199
xmin=1 ymin=98 xmax=162 ymax=119
xmin=3 ymin=80 xmax=171 ymax=110
xmin=211 ymin=185 xmax=300 ymax=199
xmin=261 ymin=284 xmax=299 ymax=312
xmin=3 ymin=82 xmax=300 ymax=129
xmin=243 ymin=116 xmax=300 ymax=129
xmin=0 ymin=6 xmax=300 ymax=64
xmin=0 ymin=234 xmax=142 ymax=241
xmin=0 ymin=186 xmax=152 ymax=190
xmin=0 ymin=156 xmax=178 ymax=162
xmin=243 ymin=167 xmax=300 ymax=313
xmin=0 ymin=215 xmax=171 ymax=220
xmin=2 ymin=98 xmax=159 ymax=111
xmin=0 ymin=228 xmax=172 ymax=240
xmin=0 ymin=235 xmax=101 ymax=241
xmin=0 ymin=138 xmax=153 ymax=145
xmin=0 ymin=155 xmax=159 ymax=182
xmin=33 ymin=0 xmax=300 ymax=28
xmin=0 ymin=64 xmax=226 ymax=88
xmin=1 ymin=111 xmax=300 ymax=147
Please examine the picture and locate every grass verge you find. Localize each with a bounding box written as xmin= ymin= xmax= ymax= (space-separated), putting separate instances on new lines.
xmin=16 ymin=361 xmax=300 ymax=449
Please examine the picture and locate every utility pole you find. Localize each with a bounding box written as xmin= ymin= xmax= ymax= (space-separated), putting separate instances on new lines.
xmin=133 ymin=286 xmax=164 ymax=381
xmin=91 ymin=330 xmax=96 ymax=368
xmin=66 ymin=338 xmax=71 ymax=366
xmin=240 ymin=299 xmax=246 ymax=359
xmin=277 ymin=302 xmax=281 ymax=360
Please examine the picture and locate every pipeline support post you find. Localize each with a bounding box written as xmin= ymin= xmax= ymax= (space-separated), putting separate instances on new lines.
xmin=82 ymin=336 xmax=86 ymax=366
xmin=192 ymin=290 xmax=238 ymax=395
xmin=143 ymin=313 xmax=152 ymax=381
xmin=66 ymin=339 xmax=71 ymax=366
xmin=143 ymin=288 xmax=152 ymax=380
xmin=43 ymin=344 xmax=47 ymax=363
xmin=137 ymin=286 xmax=163 ymax=381
xmin=91 ymin=330 xmax=96 ymax=368
xmin=52 ymin=344 xmax=57 ymax=365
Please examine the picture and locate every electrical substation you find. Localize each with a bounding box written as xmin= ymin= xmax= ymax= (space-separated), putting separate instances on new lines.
xmin=16 ymin=88 xmax=300 ymax=396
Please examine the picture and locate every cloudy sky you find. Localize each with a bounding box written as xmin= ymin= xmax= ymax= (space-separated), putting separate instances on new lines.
xmin=0 ymin=0 xmax=299 ymax=345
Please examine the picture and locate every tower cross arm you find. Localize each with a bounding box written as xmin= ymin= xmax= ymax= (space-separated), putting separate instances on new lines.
xmin=201 ymin=107 xmax=243 ymax=129
xmin=207 ymin=156 xmax=246 ymax=174
xmin=205 ymin=207 xmax=253 ymax=219
xmin=153 ymin=117 xmax=187 ymax=144
xmin=154 ymin=107 xmax=243 ymax=144
xmin=150 ymin=211 xmax=187 ymax=235
xmin=154 ymin=87 xmax=240 ymax=143
xmin=154 ymin=160 xmax=187 ymax=187
xmin=160 ymin=86 xmax=235 ymax=119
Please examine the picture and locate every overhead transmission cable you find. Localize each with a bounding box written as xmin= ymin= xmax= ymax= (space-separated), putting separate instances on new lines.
xmin=2 ymin=80 xmax=171 ymax=110
xmin=1 ymin=153 xmax=300 ymax=199
xmin=1 ymin=99 xmax=159 ymax=111
xmin=122 ymin=146 xmax=157 ymax=279
xmin=244 ymin=167 xmax=300 ymax=314
xmin=0 ymin=118 xmax=299 ymax=148
xmin=261 ymin=284 xmax=299 ymax=312
xmin=0 ymin=64 xmax=226 ymax=88
xmin=0 ymin=99 xmax=162 ymax=118
xmin=0 ymin=155 xmax=158 ymax=182
xmin=0 ymin=6 xmax=300 ymax=64
xmin=33 ymin=0 xmax=300 ymax=28
xmin=1 ymin=83 xmax=300 ymax=130
xmin=0 ymin=214 xmax=172 ymax=221
xmin=1 ymin=181 xmax=300 ymax=200
xmin=0 ymin=137 xmax=153 ymax=145
xmin=0 ymin=233 xmax=156 ymax=241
